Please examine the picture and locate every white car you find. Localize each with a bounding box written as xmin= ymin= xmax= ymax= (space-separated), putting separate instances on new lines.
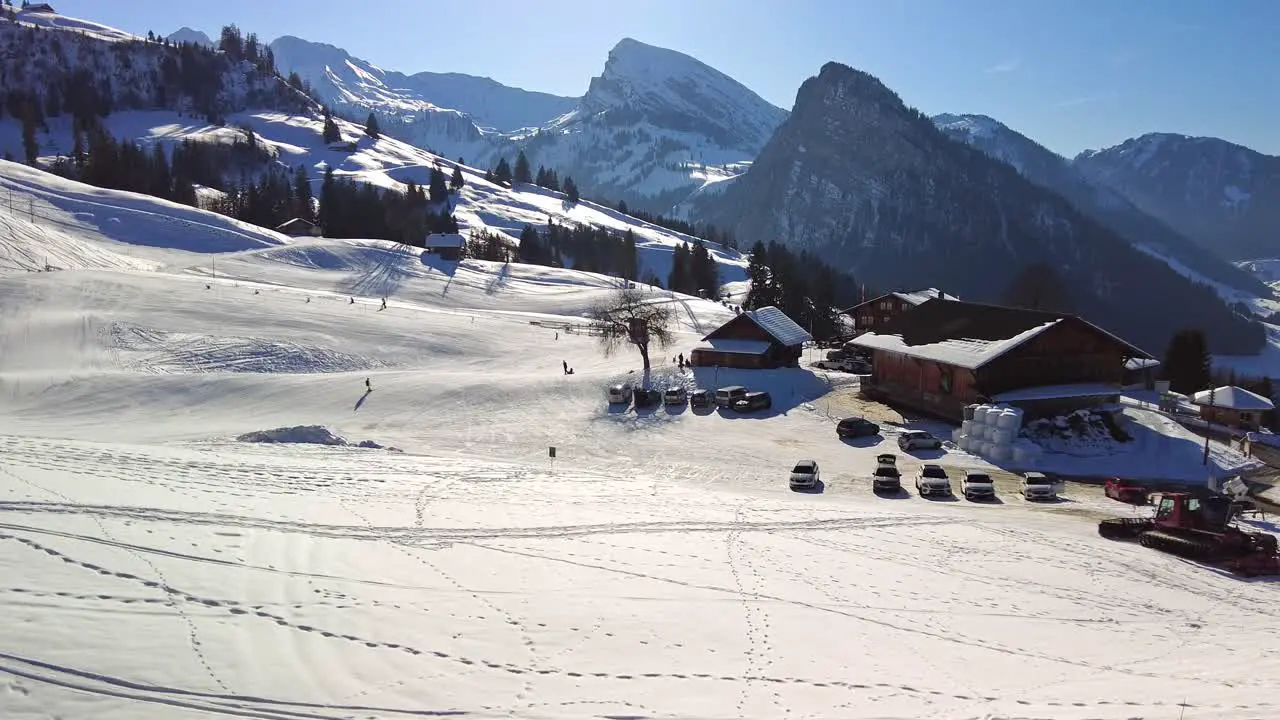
xmin=1020 ymin=472 xmax=1060 ymax=501
xmin=790 ymin=460 xmax=820 ymax=490
xmin=914 ymin=464 xmax=951 ymax=498
xmin=663 ymin=387 xmax=687 ymax=405
xmin=961 ymin=471 xmax=996 ymax=501
xmin=897 ymin=430 xmax=942 ymax=451
xmin=607 ymin=385 xmax=632 ymax=404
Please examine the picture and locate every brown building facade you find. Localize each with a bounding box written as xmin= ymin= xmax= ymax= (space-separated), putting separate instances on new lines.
xmin=849 ymin=300 xmax=1152 ymax=421
xmin=690 ymin=306 xmax=811 ymax=369
xmin=842 ymin=289 xmax=957 ymax=336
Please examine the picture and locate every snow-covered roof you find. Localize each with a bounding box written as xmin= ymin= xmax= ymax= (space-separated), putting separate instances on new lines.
xmin=741 ymin=306 xmax=811 ymax=347
xmin=424 ymin=233 xmax=465 ymax=249
xmin=1124 ymin=357 xmax=1161 ymax=371
xmin=692 ymin=339 xmax=772 ymax=355
xmin=991 ymin=383 xmax=1125 ymax=403
xmin=1191 ymin=386 xmax=1275 ymax=411
xmin=893 ymin=288 xmax=958 ymax=306
xmin=851 ymin=320 xmax=1061 ymax=370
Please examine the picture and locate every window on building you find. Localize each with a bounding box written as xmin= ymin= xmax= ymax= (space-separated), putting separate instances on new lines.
xmin=939 ymin=367 xmax=954 ymax=395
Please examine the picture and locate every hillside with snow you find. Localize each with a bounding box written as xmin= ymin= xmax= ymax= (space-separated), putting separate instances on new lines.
xmin=272 ymin=35 xmax=787 ymax=213
xmin=2 ymin=145 xmax=1279 ymax=719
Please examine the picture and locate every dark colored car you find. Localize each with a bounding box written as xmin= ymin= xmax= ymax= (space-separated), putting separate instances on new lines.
xmin=733 ymin=391 xmax=772 ymax=412
xmin=690 ymin=389 xmax=712 ymax=408
xmin=872 ymin=466 xmax=901 ymax=493
xmin=632 ymin=388 xmax=661 ymax=407
xmin=837 ymin=417 xmax=880 ymax=438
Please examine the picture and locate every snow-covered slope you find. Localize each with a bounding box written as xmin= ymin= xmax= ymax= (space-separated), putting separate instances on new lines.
xmin=268 ymin=35 xmax=578 ymax=133
xmin=1 ymin=108 xmax=749 ymax=289
xmin=1 ymin=157 xmax=1276 ymax=720
xmin=14 ymin=6 xmax=141 ymax=42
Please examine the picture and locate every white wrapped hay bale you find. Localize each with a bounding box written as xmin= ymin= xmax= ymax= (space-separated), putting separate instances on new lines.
xmin=957 ymin=435 xmax=971 ymax=452
xmin=952 ymin=428 xmax=964 ymax=444
xmin=993 ymin=428 xmax=1015 ymax=445
xmin=961 ymin=420 xmax=973 ymax=436
xmin=988 ymin=444 xmax=1011 ymax=462
xmin=973 ymin=405 xmax=991 ymax=425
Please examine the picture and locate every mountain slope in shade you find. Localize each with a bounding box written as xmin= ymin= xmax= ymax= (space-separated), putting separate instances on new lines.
xmin=934 ymin=113 xmax=1271 ymax=298
xmin=166 ymin=27 xmax=212 ymax=46
xmin=693 ymin=62 xmax=1264 ymax=356
xmin=268 ymin=35 xmax=577 ymax=133
xmin=492 ymin=37 xmax=788 ymax=213
xmin=1074 ymin=133 xmax=1280 ymax=261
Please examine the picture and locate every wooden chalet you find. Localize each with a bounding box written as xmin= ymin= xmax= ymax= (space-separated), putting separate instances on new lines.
xmin=842 ymin=288 xmax=958 ymax=336
xmin=423 ymin=233 xmax=465 ymax=261
xmin=690 ymin=306 xmax=812 ymax=369
xmin=274 ymin=217 xmax=321 ymax=237
xmin=1191 ymin=386 xmax=1275 ymax=430
xmin=848 ymin=299 xmax=1154 ymax=421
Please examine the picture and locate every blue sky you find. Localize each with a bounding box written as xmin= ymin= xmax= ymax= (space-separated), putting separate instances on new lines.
xmin=52 ymin=0 xmax=1279 ymax=157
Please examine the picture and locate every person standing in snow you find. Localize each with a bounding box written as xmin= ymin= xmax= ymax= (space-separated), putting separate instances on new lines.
xmin=380 ymin=297 xmax=387 ymax=310
xmin=562 ymin=360 xmax=568 ymax=375
xmin=365 ymin=377 xmax=372 ymax=392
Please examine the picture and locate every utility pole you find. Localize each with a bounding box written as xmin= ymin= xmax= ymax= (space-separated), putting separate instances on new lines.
xmin=1203 ymin=385 xmax=1215 ymax=465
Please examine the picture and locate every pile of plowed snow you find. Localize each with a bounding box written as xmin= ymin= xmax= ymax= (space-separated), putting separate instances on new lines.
xmin=236 ymin=425 xmax=398 ymax=450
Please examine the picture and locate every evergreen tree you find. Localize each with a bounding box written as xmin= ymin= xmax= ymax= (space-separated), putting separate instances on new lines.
xmin=493 ymin=157 xmax=513 ymax=186
xmin=564 ymin=175 xmax=579 ymax=203
xmin=450 ymin=165 xmax=464 ymax=190
xmin=1162 ymin=329 xmax=1212 ymax=395
xmin=483 ymin=169 xmax=495 ymax=184
xmin=622 ymin=229 xmax=638 ymax=280
xmin=514 ymin=150 xmax=532 ymax=184
xmin=668 ymin=243 xmax=689 ymax=293
xmin=364 ymin=112 xmax=380 ymax=138
xmin=618 ymin=200 xmax=629 ymax=215
xmin=1001 ymin=262 xmax=1076 ymax=313
xmin=318 ymin=166 xmax=336 ymax=232
xmin=429 ymin=165 xmax=449 ymax=205
xmin=321 ymin=108 xmax=341 ymax=144
xmin=744 ymin=240 xmax=775 ymax=309
xmin=20 ymin=104 xmax=38 ymax=166
xmin=518 ymin=224 xmax=543 ymax=264
xmin=293 ymin=165 xmax=313 ymax=221
xmin=535 ymin=166 xmax=547 ymax=187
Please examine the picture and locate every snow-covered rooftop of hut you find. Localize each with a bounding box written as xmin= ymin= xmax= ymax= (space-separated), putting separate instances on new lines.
xmin=991 ymin=383 xmax=1125 ymax=402
xmin=894 ymin=288 xmax=959 ymax=306
xmin=740 ymin=306 xmax=811 ymax=347
xmin=1191 ymin=386 xmax=1275 ymax=411
xmin=1124 ymin=357 xmax=1161 ymax=371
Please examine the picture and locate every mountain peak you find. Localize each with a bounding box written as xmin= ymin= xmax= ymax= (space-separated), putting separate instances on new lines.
xmin=576 ymin=38 xmax=786 ymax=154
xmin=166 ymin=27 xmax=213 ymax=47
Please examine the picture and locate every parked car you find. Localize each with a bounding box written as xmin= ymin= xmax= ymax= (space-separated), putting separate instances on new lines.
xmin=733 ymin=391 xmax=772 ymax=412
xmin=872 ymin=465 xmax=902 ymax=493
xmin=825 ymin=348 xmax=849 ymax=361
xmin=715 ymin=385 xmax=748 ymax=408
xmin=961 ymin=471 xmax=996 ymax=501
xmin=663 ymin=387 xmax=687 ymax=406
xmin=790 ymin=460 xmax=820 ymax=490
xmin=876 ymin=453 xmax=898 ymax=469
xmin=897 ymin=430 xmax=943 ymax=451
xmin=690 ymin=389 xmax=712 ymax=408
xmin=837 ymin=416 xmax=880 ymax=438
xmin=914 ymin=464 xmax=952 ymax=498
xmin=632 ymin=388 xmax=661 ymax=407
xmin=607 ymin=384 xmax=632 ymax=404
xmin=1020 ymin=472 xmax=1060 ymax=501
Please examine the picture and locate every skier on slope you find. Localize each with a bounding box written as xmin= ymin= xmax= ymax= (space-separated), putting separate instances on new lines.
xmin=365 ymin=377 xmax=372 ymax=392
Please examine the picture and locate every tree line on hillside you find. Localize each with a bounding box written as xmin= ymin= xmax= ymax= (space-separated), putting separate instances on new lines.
xmin=515 ymin=221 xmax=638 ymax=279
xmin=667 ymin=241 xmax=719 ymax=297
xmin=316 ymin=165 xmax=458 ymax=243
xmin=614 ymin=200 xmax=737 ymax=251
xmin=484 ymin=151 xmax=581 ymax=204
xmin=745 ymin=241 xmax=858 ymax=341
xmin=0 ymin=22 xmax=311 ymax=138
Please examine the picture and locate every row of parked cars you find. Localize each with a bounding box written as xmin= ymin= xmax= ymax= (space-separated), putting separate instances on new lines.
xmin=608 ymin=384 xmax=772 ymax=413
xmin=835 ymin=416 xmax=944 ymax=453
xmin=791 ymin=453 xmax=1062 ymax=501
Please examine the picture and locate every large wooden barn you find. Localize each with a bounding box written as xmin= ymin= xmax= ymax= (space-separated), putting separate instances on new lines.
xmin=848 ymin=299 xmax=1154 ymax=421
xmin=690 ymin=306 xmax=812 ymax=369
xmin=842 ymin=288 xmax=958 ymax=336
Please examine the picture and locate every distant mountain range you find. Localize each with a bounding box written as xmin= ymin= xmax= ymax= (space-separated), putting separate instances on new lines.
xmin=933 ymin=113 xmax=1269 ymax=297
xmin=690 ymin=62 xmax=1265 ymax=355
xmin=1074 ymin=134 xmax=1280 ymax=261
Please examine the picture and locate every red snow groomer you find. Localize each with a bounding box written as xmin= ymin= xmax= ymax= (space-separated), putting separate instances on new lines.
xmin=1098 ymin=493 xmax=1279 ymax=577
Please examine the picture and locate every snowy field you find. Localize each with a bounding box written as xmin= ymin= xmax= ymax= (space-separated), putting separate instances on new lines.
xmin=3 ymin=161 xmax=1280 ymax=719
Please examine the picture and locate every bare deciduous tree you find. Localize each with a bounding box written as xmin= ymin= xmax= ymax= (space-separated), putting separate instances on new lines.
xmin=588 ymin=288 xmax=674 ymax=377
